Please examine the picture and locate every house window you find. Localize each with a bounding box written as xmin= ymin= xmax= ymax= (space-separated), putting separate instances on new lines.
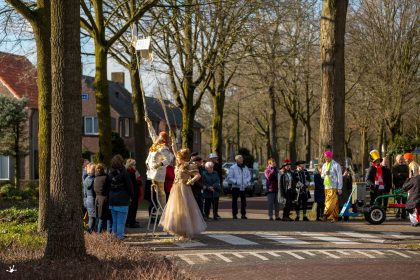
xmin=0 ymin=155 xmax=10 ymax=180
xmin=84 ymin=116 xmax=99 ymax=135
xmin=124 ymin=118 xmax=130 ymax=137
xmin=111 ymin=117 xmax=117 ymax=132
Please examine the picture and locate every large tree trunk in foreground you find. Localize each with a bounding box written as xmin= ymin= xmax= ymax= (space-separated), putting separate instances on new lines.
xmin=45 ymin=0 xmax=85 ymax=259
xmin=319 ymin=0 xmax=348 ymax=165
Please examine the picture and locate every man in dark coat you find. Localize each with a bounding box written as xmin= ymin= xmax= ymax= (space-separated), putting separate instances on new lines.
xmin=293 ymin=161 xmax=311 ymax=221
xmin=280 ymin=159 xmax=295 ymax=221
xmin=366 ymin=150 xmax=392 ymax=207
xmin=392 ymin=154 xmax=410 ymax=218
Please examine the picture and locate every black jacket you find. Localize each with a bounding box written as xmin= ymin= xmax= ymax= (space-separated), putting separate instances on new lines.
xmin=392 ymin=164 xmax=409 ymax=189
xmin=403 ymin=176 xmax=420 ymax=210
xmin=108 ymin=168 xmax=134 ymax=206
xmin=365 ymin=165 xmax=392 ymax=193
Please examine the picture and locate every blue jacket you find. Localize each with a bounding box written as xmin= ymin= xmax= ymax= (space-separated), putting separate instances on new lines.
xmin=202 ymin=170 xmax=221 ymax=199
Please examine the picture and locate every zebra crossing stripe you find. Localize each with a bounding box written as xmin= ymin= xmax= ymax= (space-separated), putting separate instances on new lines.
xmin=388 ymin=250 xmax=411 ymax=258
xmin=267 ymin=252 xmax=281 ymax=257
xmin=250 ymin=252 xmax=269 ymax=260
xmin=175 ymin=240 xmax=206 ymax=248
xmin=338 ymin=231 xmax=385 ymax=243
xmin=198 ymin=254 xmax=210 ymax=261
xmin=302 ymin=251 xmax=316 ymax=256
xmin=207 ymin=234 xmax=258 ymax=245
xmin=353 ymin=250 xmax=376 ymax=259
xmin=285 ymin=251 xmax=305 ymax=260
xmin=317 ymin=251 xmax=340 ymax=259
xmin=381 ymin=232 xmax=416 ymax=239
xmin=299 ymin=232 xmax=359 ymax=244
xmin=257 ymin=233 xmax=309 ymax=245
xmin=215 ymin=253 xmax=232 ymax=262
xmin=232 ymin=253 xmax=245 ymax=258
xmin=179 ymin=255 xmax=195 ymax=265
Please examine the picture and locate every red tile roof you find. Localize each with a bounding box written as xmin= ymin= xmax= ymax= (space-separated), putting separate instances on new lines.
xmin=0 ymin=52 xmax=38 ymax=108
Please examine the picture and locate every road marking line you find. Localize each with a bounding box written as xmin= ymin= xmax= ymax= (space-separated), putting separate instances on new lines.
xmin=285 ymin=251 xmax=305 ymax=260
xmin=215 ymin=253 xmax=232 ymax=263
xmin=300 ymin=232 xmax=359 ymax=244
xmin=250 ymin=252 xmax=269 ymax=260
xmin=178 ymin=255 xmax=195 ymax=265
xmin=388 ymin=250 xmax=411 ymax=258
xmin=338 ymin=231 xmax=385 ymax=243
xmin=353 ymin=250 xmax=376 ymax=259
xmin=381 ymin=232 xmax=416 ymax=239
xmin=317 ymin=251 xmax=340 ymax=259
xmin=257 ymin=233 xmax=309 ymax=244
xmin=338 ymin=251 xmax=350 ymax=255
xmin=408 ymin=251 xmax=420 ymax=255
xmin=267 ymin=252 xmax=281 ymax=257
xmin=174 ymin=240 xmax=206 ymax=248
xmin=232 ymin=253 xmax=245 ymax=258
xmin=207 ymin=234 xmax=258 ymax=245
xmin=370 ymin=250 xmax=385 ymax=255
xmin=302 ymin=251 xmax=316 ymax=256
xmin=198 ymin=254 xmax=210 ymax=261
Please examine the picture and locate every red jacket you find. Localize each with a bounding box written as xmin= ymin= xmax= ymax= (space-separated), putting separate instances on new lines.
xmin=164 ymin=165 xmax=175 ymax=193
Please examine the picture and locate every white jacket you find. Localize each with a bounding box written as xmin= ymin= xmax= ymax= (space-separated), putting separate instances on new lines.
xmin=145 ymin=124 xmax=174 ymax=182
xmin=321 ymin=160 xmax=343 ymax=190
xmin=226 ymin=164 xmax=251 ymax=191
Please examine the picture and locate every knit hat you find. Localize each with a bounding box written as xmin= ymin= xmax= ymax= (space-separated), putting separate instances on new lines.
xmin=404 ymin=153 xmax=414 ymax=161
xmin=323 ymin=151 xmax=333 ymax=158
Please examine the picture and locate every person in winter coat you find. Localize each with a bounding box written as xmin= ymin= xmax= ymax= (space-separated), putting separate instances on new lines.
xmin=366 ymin=150 xmax=392 ymax=207
xmin=280 ymin=159 xmax=295 ymax=221
xmin=314 ymin=164 xmax=325 ymax=221
xmin=264 ymin=158 xmax=280 ymax=221
xmin=293 ymin=161 xmax=311 ymax=221
xmin=108 ymin=154 xmax=134 ymax=240
xmin=94 ymin=163 xmax=112 ymax=233
xmin=403 ymin=168 xmax=420 ymax=226
xmin=392 ymin=154 xmax=410 ymax=219
xmin=226 ymin=155 xmax=251 ymax=219
xmin=125 ymin=159 xmax=142 ymax=228
xmin=202 ymin=161 xmax=221 ymax=220
xmin=83 ymin=163 xmax=96 ymax=233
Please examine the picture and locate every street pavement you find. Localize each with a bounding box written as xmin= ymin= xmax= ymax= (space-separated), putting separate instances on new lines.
xmin=126 ymin=196 xmax=420 ymax=280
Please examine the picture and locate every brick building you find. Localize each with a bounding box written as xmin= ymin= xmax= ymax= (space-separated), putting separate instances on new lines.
xmin=0 ymin=52 xmax=202 ymax=182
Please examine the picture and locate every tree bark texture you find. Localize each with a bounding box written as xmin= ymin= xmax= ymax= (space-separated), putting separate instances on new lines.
xmin=319 ymin=0 xmax=348 ymax=165
xmin=211 ymin=91 xmax=224 ymax=176
xmin=288 ymin=117 xmax=298 ymax=163
xmin=360 ymin=127 xmax=368 ymax=178
xmin=45 ymin=0 xmax=85 ymax=259
xmin=33 ymin=2 xmax=51 ymax=232
xmin=94 ymin=45 xmax=112 ymax=164
xmin=130 ymin=49 xmax=147 ymax=186
xmin=268 ymin=84 xmax=278 ymax=163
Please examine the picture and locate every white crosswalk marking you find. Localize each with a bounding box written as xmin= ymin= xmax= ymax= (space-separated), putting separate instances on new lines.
xmin=257 ymin=233 xmax=309 ymax=244
xmin=299 ymin=232 xmax=360 ymax=244
xmin=175 ymin=240 xmax=206 ymax=248
xmin=338 ymin=231 xmax=385 ymax=243
xmin=381 ymin=232 xmax=416 ymax=239
xmin=353 ymin=250 xmax=376 ymax=259
xmin=388 ymin=250 xmax=411 ymax=258
xmin=207 ymin=234 xmax=258 ymax=245
xmin=232 ymin=253 xmax=245 ymax=258
xmin=179 ymin=255 xmax=195 ymax=265
xmin=198 ymin=254 xmax=210 ymax=261
xmin=215 ymin=253 xmax=232 ymax=262
xmin=285 ymin=251 xmax=305 ymax=260
xmin=267 ymin=252 xmax=281 ymax=257
xmin=317 ymin=250 xmax=340 ymax=259
xmin=250 ymin=252 xmax=269 ymax=260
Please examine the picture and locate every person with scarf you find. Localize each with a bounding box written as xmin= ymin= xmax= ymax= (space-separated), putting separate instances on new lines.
xmin=145 ymin=117 xmax=174 ymax=210
xmin=321 ymin=151 xmax=342 ymax=223
xmin=366 ymin=150 xmax=392 ymax=207
xmin=265 ymin=158 xmax=280 ymax=221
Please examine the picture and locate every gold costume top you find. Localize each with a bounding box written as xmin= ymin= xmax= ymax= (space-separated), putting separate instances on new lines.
xmin=174 ymin=162 xmax=199 ymax=184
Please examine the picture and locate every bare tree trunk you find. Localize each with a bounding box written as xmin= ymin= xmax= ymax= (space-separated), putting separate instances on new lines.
xmin=129 ymin=48 xmax=147 ymax=186
xmin=268 ymin=84 xmax=278 ymax=163
xmin=288 ymin=117 xmax=298 ymax=163
xmin=94 ymin=44 xmax=112 ymax=164
xmin=377 ymin=121 xmax=384 ymax=154
xmin=319 ymin=0 xmax=348 ymax=165
xmin=33 ymin=4 xmax=51 ymax=231
xmin=45 ymin=0 xmax=85 ymax=258
xmin=211 ymin=91 xmax=225 ymax=177
xmin=304 ymin=122 xmax=312 ymax=163
xmin=360 ymin=127 xmax=368 ymax=178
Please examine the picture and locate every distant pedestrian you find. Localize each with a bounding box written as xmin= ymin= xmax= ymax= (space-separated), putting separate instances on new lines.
xmin=280 ymin=159 xmax=295 ymax=221
xmin=339 ymin=167 xmax=353 ymax=221
xmin=203 ymin=161 xmax=221 ymax=220
xmin=94 ymin=163 xmax=112 ymax=233
xmin=125 ymin=159 xmax=141 ymax=228
xmin=226 ymin=155 xmax=251 ymax=219
xmin=403 ymin=168 xmax=420 ymax=226
xmin=321 ymin=151 xmax=342 ymax=223
xmin=108 ymin=155 xmax=134 ymax=240
xmin=314 ymin=164 xmax=325 ymax=221
xmin=366 ymin=150 xmax=392 ymax=208
xmin=392 ymin=154 xmax=409 ymax=219
xmin=404 ymin=153 xmax=419 ymax=178
xmin=293 ymin=161 xmax=311 ymax=221
xmin=83 ymin=163 xmax=96 ymax=233
xmin=264 ymin=158 xmax=280 ymax=221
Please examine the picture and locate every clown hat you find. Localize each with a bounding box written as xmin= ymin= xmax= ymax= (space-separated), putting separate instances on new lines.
xmin=369 ymin=150 xmax=381 ymax=162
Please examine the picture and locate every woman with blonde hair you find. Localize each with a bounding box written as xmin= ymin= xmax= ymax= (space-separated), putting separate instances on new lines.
xmin=159 ymin=147 xmax=206 ymax=239
xmin=83 ymin=162 xmax=96 ymax=233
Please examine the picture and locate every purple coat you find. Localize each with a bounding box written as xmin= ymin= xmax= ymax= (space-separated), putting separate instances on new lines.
xmin=265 ymin=166 xmax=279 ymax=193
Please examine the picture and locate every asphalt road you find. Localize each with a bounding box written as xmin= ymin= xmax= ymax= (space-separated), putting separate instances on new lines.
xmin=127 ymin=196 xmax=420 ymax=280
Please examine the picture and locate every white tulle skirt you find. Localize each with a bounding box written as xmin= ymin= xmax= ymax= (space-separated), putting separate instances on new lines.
xmin=159 ymin=182 xmax=207 ymax=238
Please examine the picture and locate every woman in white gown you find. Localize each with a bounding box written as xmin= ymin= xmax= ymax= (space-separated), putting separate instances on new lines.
xmin=159 ymin=147 xmax=207 ymax=239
